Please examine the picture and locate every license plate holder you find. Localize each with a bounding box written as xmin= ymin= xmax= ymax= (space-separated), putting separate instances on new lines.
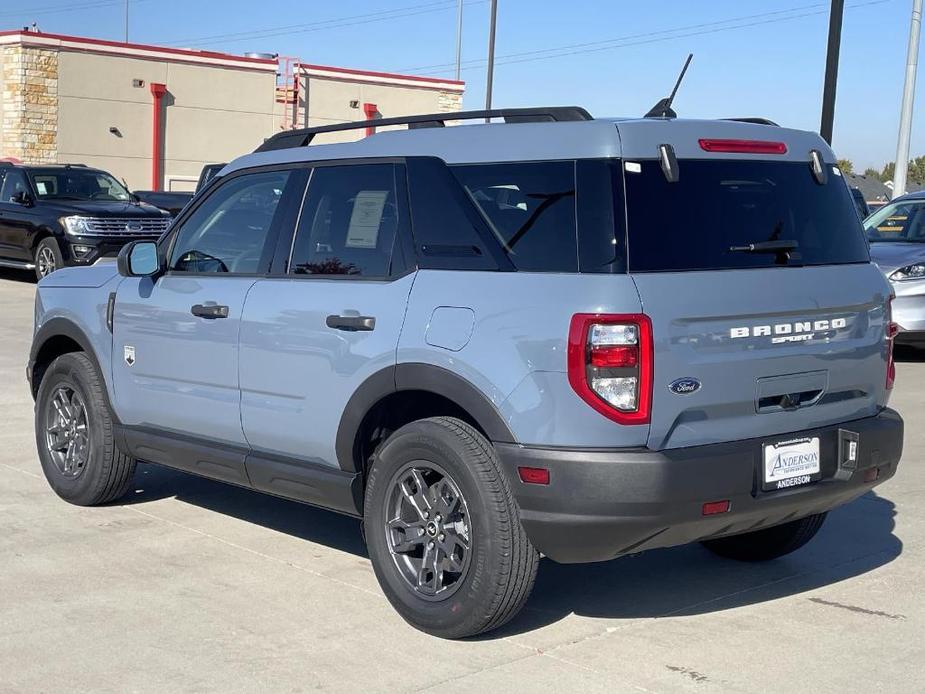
xmin=761 ymin=436 xmax=822 ymax=491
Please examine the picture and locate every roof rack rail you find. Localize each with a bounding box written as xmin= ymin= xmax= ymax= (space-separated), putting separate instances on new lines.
xmin=723 ymin=117 xmax=780 ymax=126
xmin=254 ymin=106 xmax=593 ymax=153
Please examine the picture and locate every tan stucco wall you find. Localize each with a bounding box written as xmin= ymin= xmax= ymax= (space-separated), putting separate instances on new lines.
xmin=56 ymin=51 xmax=277 ymax=190
xmin=301 ymin=75 xmax=462 ymax=144
xmin=1 ymin=38 xmax=464 ymax=190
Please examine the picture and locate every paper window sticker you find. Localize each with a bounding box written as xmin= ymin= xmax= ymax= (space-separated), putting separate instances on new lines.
xmin=345 ymin=190 xmax=389 ymax=249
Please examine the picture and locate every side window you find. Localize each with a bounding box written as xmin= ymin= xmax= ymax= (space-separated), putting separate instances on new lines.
xmin=169 ymin=170 xmax=294 ymax=274
xmin=289 ymin=164 xmax=406 ymax=277
xmin=451 ymin=161 xmax=578 ymax=272
xmin=0 ymin=170 xmax=30 ymax=202
xmin=406 ymin=158 xmax=499 ymax=270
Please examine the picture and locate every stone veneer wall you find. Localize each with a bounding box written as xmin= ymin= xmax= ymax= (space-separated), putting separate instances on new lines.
xmin=1 ymin=44 xmax=58 ymax=163
xmin=438 ymin=90 xmax=463 ymax=113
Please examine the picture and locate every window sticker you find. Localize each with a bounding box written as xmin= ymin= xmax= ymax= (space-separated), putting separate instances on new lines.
xmin=345 ymin=190 xmax=389 ymax=248
xmin=624 ymin=162 xmax=642 ymax=173
xmin=36 ymin=181 xmax=48 ymax=195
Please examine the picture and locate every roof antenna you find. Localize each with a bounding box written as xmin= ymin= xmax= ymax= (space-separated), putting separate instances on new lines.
xmin=644 ymin=53 xmax=693 ymax=119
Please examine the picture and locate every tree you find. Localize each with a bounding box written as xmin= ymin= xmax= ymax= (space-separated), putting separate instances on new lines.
xmin=836 ymin=158 xmax=854 ymax=174
xmin=864 ymin=167 xmax=879 ymax=178
xmin=881 ymin=162 xmax=895 ymax=183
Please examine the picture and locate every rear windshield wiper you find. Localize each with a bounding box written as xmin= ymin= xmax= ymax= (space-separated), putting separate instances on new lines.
xmin=729 ymin=240 xmax=799 ymax=253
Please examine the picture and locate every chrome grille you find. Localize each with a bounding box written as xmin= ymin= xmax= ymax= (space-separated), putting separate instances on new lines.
xmin=81 ymin=217 xmax=171 ymax=237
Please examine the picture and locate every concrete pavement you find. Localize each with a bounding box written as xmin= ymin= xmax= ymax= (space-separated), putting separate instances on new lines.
xmin=1 ymin=270 xmax=922 ymax=693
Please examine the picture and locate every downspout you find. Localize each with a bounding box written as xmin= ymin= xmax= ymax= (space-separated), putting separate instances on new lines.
xmin=363 ymin=102 xmax=378 ymax=137
xmin=149 ymin=82 xmax=167 ymax=191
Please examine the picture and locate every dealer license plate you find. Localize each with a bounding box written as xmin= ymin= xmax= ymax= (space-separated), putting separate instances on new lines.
xmin=762 ymin=437 xmax=821 ymax=491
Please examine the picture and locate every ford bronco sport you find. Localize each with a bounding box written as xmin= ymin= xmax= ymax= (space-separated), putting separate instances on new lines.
xmin=28 ymin=106 xmax=904 ymax=639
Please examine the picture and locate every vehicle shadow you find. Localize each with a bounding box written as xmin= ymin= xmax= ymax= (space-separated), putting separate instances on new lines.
xmin=895 ymin=344 xmax=925 ymax=363
xmin=121 ymin=464 xmax=900 ymax=637
xmin=0 ymin=267 xmax=36 ymax=283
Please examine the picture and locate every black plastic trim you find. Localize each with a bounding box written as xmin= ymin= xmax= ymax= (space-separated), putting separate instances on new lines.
xmin=334 ymin=363 xmax=517 ymax=473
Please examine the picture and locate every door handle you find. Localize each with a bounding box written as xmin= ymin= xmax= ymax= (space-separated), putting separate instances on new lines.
xmin=326 ymin=314 xmax=376 ymax=331
xmin=191 ymin=303 xmax=229 ymax=319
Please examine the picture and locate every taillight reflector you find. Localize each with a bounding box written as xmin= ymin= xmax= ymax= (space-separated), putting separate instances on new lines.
xmin=702 ymin=500 xmax=731 ymax=516
xmin=518 ymin=466 xmax=550 ymax=485
xmin=568 ymin=313 xmax=653 ymax=425
xmin=698 ymin=138 xmax=788 ymax=155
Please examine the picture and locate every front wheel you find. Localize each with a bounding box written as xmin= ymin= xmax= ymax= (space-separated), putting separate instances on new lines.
xmin=701 ymin=513 xmax=827 ymax=561
xmin=364 ymin=417 xmax=538 ymax=639
xmin=35 ymin=352 xmax=137 ymax=506
xmin=35 ymin=237 xmax=64 ymax=280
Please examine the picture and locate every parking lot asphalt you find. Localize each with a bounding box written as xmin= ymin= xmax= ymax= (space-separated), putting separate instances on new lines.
xmin=1 ymin=270 xmax=923 ymax=693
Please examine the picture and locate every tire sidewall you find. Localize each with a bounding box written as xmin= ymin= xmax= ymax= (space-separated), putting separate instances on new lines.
xmin=365 ymin=421 xmax=510 ymax=637
xmin=35 ymin=237 xmax=64 ymax=280
xmin=35 ymin=354 xmax=110 ymax=504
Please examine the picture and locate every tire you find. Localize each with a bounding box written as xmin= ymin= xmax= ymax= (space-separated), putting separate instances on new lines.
xmin=35 ymin=352 xmax=136 ymax=506
xmin=701 ymin=512 xmax=827 ymax=562
xmin=364 ymin=416 xmax=538 ymax=639
xmin=35 ymin=236 xmax=64 ymax=280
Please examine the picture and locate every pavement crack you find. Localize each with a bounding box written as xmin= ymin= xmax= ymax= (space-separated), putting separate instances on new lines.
xmin=808 ymin=597 xmax=906 ymax=620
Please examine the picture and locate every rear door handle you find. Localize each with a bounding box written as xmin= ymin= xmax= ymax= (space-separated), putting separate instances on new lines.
xmin=326 ymin=314 xmax=376 ymax=331
xmin=191 ymin=303 xmax=229 ymax=319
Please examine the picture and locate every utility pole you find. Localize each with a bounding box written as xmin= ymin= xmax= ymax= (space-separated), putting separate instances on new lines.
xmin=820 ymin=0 xmax=844 ymax=145
xmin=124 ymin=0 xmax=129 ymax=42
xmin=894 ymin=0 xmax=923 ymax=198
xmin=485 ymin=0 xmax=498 ymax=116
xmin=455 ymin=0 xmax=463 ymax=82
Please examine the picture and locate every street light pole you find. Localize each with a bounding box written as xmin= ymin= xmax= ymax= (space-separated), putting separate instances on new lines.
xmin=820 ymin=0 xmax=845 ymax=145
xmin=124 ymin=0 xmax=129 ymax=43
xmin=455 ymin=0 xmax=463 ymax=82
xmin=894 ymin=0 xmax=923 ymax=198
xmin=485 ymin=0 xmax=498 ymax=116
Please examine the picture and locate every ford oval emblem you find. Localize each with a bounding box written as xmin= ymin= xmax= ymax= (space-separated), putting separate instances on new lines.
xmin=668 ymin=377 xmax=701 ymax=395
xmin=126 ymin=222 xmax=143 ymax=232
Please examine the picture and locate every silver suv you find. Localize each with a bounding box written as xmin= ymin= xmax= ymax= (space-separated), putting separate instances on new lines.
xmin=28 ymin=107 xmax=904 ymax=638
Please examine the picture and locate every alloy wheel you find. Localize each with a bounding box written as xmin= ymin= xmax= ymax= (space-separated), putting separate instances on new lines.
xmin=384 ymin=462 xmax=472 ymax=600
xmin=37 ymin=246 xmax=57 ymax=277
xmin=44 ymin=386 xmax=91 ymax=478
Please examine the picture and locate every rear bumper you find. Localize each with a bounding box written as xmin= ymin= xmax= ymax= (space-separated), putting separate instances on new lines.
xmin=496 ymin=409 xmax=903 ymax=564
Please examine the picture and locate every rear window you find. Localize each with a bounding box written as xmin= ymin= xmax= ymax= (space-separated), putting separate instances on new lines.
xmin=452 ymin=161 xmax=578 ymax=272
xmin=623 ymin=160 xmax=870 ymax=272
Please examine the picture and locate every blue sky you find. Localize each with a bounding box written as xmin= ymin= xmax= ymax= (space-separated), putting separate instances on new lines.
xmin=4 ymin=0 xmax=922 ymax=171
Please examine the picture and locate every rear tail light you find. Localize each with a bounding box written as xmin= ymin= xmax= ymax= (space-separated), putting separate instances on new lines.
xmin=568 ymin=313 xmax=652 ymax=424
xmin=698 ymin=138 xmax=788 ymax=155
xmin=886 ymin=295 xmax=898 ymax=390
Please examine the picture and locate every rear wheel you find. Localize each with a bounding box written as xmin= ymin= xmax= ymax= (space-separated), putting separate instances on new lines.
xmin=701 ymin=513 xmax=827 ymax=561
xmin=35 ymin=237 xmax=64 ymax=280
xmin=35 ymin=352 xmax=136 ymax=506
xmin=364 ymin=416 xmax=538 ymax=639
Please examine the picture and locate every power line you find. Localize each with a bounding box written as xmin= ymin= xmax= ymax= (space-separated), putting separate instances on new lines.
xmin=0 ymin=0 xmax=155 ymax=20
xmin=399 ymin=2 xmax=829 ymax=73
xmin=403 ymin=0 xmax=889 ymax=77
xmin=166 ymin=0 xmax=486 ymax=48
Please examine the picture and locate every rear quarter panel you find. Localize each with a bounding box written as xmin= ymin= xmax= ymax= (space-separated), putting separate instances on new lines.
xmin=399 ymin=270 xmax=647 ymax=447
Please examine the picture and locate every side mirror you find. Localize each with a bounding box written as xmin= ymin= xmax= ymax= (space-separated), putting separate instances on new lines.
xmin=117 ymin=241 xmax=161 ymax=278
xmin=11 ymin=190 xmax=33 ymax=206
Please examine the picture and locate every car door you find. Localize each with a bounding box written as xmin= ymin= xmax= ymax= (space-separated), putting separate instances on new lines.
xmin=239 ymin=161 xmax=415 ymax=490
xmin=112 ymin=166 xmax=306 ymax=483
xmin=0 ymin=169 xmax=39 ymax=261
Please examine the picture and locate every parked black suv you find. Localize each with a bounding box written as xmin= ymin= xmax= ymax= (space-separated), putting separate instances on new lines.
xmin=0 ymin=162 xmax=172 ymax=280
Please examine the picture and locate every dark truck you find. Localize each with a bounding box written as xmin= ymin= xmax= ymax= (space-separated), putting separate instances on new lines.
xmin=0 ymin=162 xmax=171 ymax=280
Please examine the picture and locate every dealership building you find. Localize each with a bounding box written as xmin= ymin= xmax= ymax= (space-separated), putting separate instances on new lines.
xmin=0 ymin=29 xmax=464 ymax=191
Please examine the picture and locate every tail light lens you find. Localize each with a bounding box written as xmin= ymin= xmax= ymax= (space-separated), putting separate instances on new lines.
xmin=886 ymin=295 xmax=898 ymax=390
xmin=568 ymin=313 xmax=653 ymax=424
